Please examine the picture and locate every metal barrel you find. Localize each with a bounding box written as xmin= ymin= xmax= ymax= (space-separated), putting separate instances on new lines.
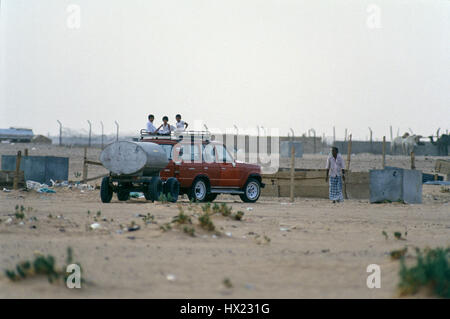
xmin=100 ymin=141 xmax=168 ymax=176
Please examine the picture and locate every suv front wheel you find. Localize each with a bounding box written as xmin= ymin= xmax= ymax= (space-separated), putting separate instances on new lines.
xmin=239 ymin=178 xmax=261 ymax=203
xmin=188 ymin=178 xmax=208 ymax=202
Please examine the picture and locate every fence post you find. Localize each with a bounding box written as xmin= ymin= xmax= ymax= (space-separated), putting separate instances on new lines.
xmin=100 ymin=121 xmax=104 ymax=149
xmin=57 ymin=120 xmax=62 ymax=146
xmin=344 ymin=134 xmax=352 ymax=200
xmin=290 ymin=143 xmax=295 ymax=203
xmin=410 ymin=151 xmax=415 ymax=170
xmin=333 ymin=126 xmax=336 ymax=145
xmin=382 ymin=136 xmax=386 ymax=169
xmin=115 ymin=121 xmax=119 ymax=141
xmin=82 ymin=147 xmax=88 ymax=183
xmin=13 ymin=151 xmax=22 ymax=190
xmin=87 ymin=120 xmax=92 ymax=147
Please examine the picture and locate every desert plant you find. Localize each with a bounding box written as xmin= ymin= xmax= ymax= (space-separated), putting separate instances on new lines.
xmin=183 ymin=226 xmax=195 ymax=237
xmin=398 ymin=247 xmax=450 ymax=298
xmin=201 ymin=203 xmax=211 ymax=214
xmin=14 ymin=205 xmax=26 ymax=219
xmin=4 ymin=247 xmax=81 ymax=284
xmin=160 ymin=223 xmax=172 ymax=232
xmin=390 ymin=247 xmax=408 ymax=260
xmin=394 ymin=232 xmax=406 ymax=240
xmin=142 ymin=213 xmax=155 ymax=224
xmin=198 ymin=213 xmax=215 ymax=231
xmin=172 ymin=207 xmax=192 ymax=225
xmin=220 ymin=203 xmax=232 ymax=217
xmin=233 ymin=211 xmax=244 ymax=221
xmin=223 ymin=278 xmax=233 ymax=288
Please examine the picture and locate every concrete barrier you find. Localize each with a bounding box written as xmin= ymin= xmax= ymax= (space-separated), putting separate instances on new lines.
xmin=280 ymin=141 xmax=303 ymax=158
xmin=1 ymin=155 xmax=69 ymax=184
xmin=369 ymin=167 xmax=422 ymax=204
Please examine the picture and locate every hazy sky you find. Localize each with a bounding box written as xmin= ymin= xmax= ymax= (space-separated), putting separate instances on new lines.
xmin=0 ymin=0 xmax=449 ymax=139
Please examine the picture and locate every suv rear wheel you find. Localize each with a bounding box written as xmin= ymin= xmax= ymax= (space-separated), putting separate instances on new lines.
xmin=239 ymin=178 xmax=261 ymax=203
xmin=205 ymin=193 xmax=218 ymax=202
xmin=188 ymin=178 xmax=208 ymax=202
xmin=163 ymin=177 xmax=180 ymax=202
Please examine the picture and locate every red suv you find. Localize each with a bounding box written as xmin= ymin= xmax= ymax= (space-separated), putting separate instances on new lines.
xmin=141 ymin=132 xmax=264 ymax=203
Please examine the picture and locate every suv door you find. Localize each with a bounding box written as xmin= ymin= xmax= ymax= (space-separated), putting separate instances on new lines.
xmin=215 ymin=144 xmax=240 ymax=187
xmin=176 ymin=143 xmax=203 ymax=188
xmin=202 ymin=143 xmax=220 ymax=186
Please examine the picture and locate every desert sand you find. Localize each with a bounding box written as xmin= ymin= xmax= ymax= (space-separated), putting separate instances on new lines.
xmin=0 ymin=143 xmax=449 ymax=298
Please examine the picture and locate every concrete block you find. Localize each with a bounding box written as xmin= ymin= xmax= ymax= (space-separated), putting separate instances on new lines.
xmin=370 ymin=167 xmax=422 ymax=204
xmin=1 ymin=156 xmax=69 ymax=184
xmin=280 ymin=141 xmax=303 ymax=158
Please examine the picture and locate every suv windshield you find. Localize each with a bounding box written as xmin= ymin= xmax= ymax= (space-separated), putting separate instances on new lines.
xmin=160 ymin=144 xmax=173 ymax=160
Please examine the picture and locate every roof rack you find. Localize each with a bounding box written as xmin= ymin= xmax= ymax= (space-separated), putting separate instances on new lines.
xmin=140 ymin=129 xmax=212 ymax=142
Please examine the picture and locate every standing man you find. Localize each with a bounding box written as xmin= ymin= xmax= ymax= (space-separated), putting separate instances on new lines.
xmin=146 ymin=114 xmax=156 ymax=134
xmin=325 ymin=147 xmax=345 ymax=203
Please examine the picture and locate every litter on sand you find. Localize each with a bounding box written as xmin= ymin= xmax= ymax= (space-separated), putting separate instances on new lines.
xmin=90 ymin=223 xmax=101 ymax=230
xmin=424 ymin=181 xmax=450 ymax=186
xmin=37 ymin=187 xmax=56 ymax=194
xmin=166 ymin=274 xmax=176 ymax=281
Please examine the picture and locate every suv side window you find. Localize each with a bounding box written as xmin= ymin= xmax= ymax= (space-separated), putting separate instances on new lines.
xmin=215 ymin=144 xmax=234 ymax=163
xmin=181 ymin=144 xmax=201 ymax=162
xmin=203 ymin=144 xmax=216 ymax=163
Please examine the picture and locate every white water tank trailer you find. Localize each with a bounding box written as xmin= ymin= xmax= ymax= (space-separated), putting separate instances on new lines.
xmin=100 ymin=141 xmax=168 ymax=176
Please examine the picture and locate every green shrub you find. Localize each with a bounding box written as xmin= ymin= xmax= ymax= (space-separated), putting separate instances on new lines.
xmin=398 ymin=247 xmax=450 ymax=298
xmin=233 ymin=211 xmax=244 ymax=221
xmin=4 ymin=247 xmax=81 ymax=284
xmin=172 ymin=208 xmax=192 ymax=225
xmin=198 ymin=213 xmax=215 ymax=231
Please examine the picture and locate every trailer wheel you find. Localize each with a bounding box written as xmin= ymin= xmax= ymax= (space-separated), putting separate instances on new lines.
xmin=163 ymin=177 xmax=180 ymax=202
xmin=100 ymin=177 xmax=113 ymax=203
xmin=144 ymin=176 xmax=163 ymax=202
xmin=117 ymin=186 xmax=130 ymax=201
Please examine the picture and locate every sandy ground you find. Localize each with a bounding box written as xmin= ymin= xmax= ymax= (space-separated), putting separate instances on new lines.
xmin=0 ymin=143 xmax=449 ymax=298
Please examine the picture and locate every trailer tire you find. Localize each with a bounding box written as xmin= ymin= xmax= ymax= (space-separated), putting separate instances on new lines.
xmin=163 ymin=177 xmax=180 ymax=202
xmin=100 ymin=177 xmax=113 ymax=203
xmin=144 ymin=176 xmax=163 ymax=202
xmin=117 ymin=186 xmax=130 ymax=201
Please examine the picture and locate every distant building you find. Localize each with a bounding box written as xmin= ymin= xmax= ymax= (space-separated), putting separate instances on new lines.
xmin=0 ymin=127 xmax=34 ymax=142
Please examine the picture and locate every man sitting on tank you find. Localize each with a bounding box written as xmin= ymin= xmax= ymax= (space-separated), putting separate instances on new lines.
xmin=155 ymin=116 xmax=175 ymax=136
xmin=146 ymin=114 xmax=157 ymax=134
